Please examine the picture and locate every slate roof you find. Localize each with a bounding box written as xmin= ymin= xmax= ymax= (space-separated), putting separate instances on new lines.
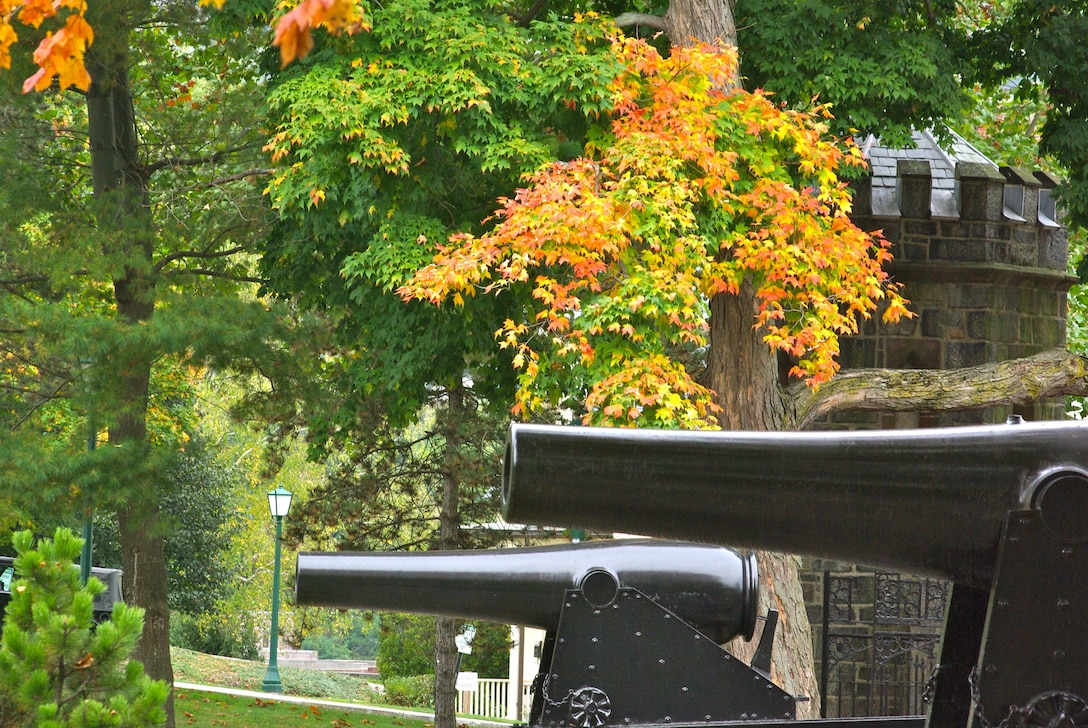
xmin=859 ymin=129 xmax=998 ymax=219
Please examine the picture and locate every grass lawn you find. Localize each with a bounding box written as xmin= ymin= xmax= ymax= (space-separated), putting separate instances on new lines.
xmin=171 ymin=647 xmax=380 ymax=702
xmin=174 ymin=688 xmax=434 ymax=728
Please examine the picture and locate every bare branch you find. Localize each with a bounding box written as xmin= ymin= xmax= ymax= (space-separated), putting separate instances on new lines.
xmin=615 ymin=12 xmax=668 ymax=31
xmin=788 ymin=349 xmax=1088 ymax=429
xmin=9 ymin=378 xmax=74 ymax=432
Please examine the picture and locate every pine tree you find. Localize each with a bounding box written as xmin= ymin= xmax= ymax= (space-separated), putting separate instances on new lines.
xmin=0 ymin=528 xmax=167 ymax=728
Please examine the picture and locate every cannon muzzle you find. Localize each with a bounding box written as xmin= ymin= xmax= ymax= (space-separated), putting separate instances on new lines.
xmin=502 ymin=420 xmax=1088 ymax=588
xmin=296 ymin=540 xmax=759 ymax=642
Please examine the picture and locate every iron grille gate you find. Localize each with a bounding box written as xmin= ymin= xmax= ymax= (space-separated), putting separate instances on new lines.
xmin=817 ymin=570 xmax=949 ymax=718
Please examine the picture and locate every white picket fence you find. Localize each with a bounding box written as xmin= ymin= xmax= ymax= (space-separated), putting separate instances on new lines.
xmin=459 ymin=679 xmax=534 ymax=721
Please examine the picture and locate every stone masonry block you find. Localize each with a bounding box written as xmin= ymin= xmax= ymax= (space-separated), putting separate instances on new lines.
xmin=1039 ymin=229 xmax=1070 ymax=270
xmin=898 ymin=160 xmax=933 ymax=219
xmin=921 ymin=309 xmax=942 ymax=337
xmin=946 ymin=341 xmax=987 ymax=367
xmin=886 ymin=339 xmax=941 ymax=369
xmin=957 ymin=162 xmax=1005 ymax=221
xmin=965 ymin=310 xmax=993 ymax=340
xmin=952 ymin=284 xmax=995 ymax=309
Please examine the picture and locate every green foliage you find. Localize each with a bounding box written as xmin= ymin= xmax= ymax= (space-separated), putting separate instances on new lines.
xmin=169 ymin=613 xmax=258 ymax=661
xmin=288 ymin=396 xmax=505 ymax=552
xmin=261 ymin=1 xmax=620 ymax=428
xmin=376 ymin=615 xmax=509 ymax=680
xmin=382 ymin=675 xmax=436 ymax=709
xmin=94 ymin=437 xmax=243 ymax=617
xmin=376 ymin=614 xmax=435 ymax=679
xmin=736 ymin=0 xmax=971 ymax=147
xmin=0 ymin=528 xmax=167 ymax=728
xmin=963 ymin=0 xmax=1088 ymax=227
xmin=952 ymin=80 xmax=1049 ymax=168
xmin=301 ymin=613 xmax=379 ymax=660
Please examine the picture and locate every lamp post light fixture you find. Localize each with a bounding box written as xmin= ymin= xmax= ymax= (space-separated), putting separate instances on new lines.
xmin=262 ymin=486 xmax=293 ymax=693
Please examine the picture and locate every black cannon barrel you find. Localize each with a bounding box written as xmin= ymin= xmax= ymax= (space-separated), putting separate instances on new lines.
xmin=502 ymin=421 xmax=1088 ymax=588
xmin=296 ymin=540 xmax=759 ymax=642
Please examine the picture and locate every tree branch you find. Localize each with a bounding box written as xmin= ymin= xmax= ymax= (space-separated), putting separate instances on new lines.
xmin=185 ymin=168 xmax=272 ymax=190
xmin=0 ymin=274 xmax=49 ymax=286
xmin=9 ymin=377 xmax=74 ymax=432
xmin=155 ymin=245 xmax=247 ymax=272
xmin=164 ymin=268 xmax=266 ymax=284
xmin=513 ymin=0 xmax=550 ymax=26
xmin=615 ymin=12 xmax=668 ymax=31
xmin=788 ymin=348 xmax=1088 ymax=430
xmin=144 ymin=145 xmax=263 ymax=175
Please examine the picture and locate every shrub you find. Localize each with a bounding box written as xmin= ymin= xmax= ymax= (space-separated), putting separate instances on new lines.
xmin=382 ymin=674 xmax=435 ymax=709
xmin=169 ymin=611 xmax=258 ymax=660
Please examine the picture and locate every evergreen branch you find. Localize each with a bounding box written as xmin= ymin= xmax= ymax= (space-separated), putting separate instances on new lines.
xmin=0 ymin=274 xmax=49 ymax=286
xmin=788 ymin=348 xmax=1088 ymax=429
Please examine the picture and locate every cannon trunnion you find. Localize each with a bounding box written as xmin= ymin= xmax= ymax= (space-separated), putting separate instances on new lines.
xmin=296 ymin=540 xmax=797 ymax=727
xmin=503 ymin=420 xmax=1088 ymax=728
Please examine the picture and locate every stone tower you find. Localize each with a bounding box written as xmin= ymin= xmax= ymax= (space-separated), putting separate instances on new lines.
xmin=835 ymin=129 xmax=1073 ymax=427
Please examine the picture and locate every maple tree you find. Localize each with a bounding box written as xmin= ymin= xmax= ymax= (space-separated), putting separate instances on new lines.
xmin=404 ymin=37 xmax=909 ymax=428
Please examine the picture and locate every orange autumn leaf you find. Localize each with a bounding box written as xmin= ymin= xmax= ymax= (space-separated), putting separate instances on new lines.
xmin=0 ymin=22 xmax=17 ymax=68
xmin=17 ymin=0 xmax=56 ymax=29
xmin=23 ymin=12 xmax=93 ymax=92
xmin=273 ymin=0 xmax=367 ymax=67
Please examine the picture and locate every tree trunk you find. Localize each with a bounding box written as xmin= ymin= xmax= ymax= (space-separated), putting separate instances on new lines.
xmin=86 ymin=3 xmax=175 ymax=723
xmin=433 ymin=384 xmax=465 ymax=728
xmin=664 ymin=0 xmax=738 ymax=57
xmin=111 ymin=284 xmax=174 ymax=726
xmin=701 ymin=286 xmax=820 ymax=714
xmin=664 ymin=0 xmax=822 ymax=712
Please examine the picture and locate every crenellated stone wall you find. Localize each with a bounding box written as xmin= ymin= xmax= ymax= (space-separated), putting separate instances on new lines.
xmin=826 ymin=159 xmax=1075 ymax=427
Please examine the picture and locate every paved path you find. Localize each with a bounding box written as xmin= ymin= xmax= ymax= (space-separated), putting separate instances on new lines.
xmin=174 ymin=682 xmax=509 ymax=726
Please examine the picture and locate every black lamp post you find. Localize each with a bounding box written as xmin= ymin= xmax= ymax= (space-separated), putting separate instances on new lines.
xmin=262 ymin=486 xmax=293 ymax=692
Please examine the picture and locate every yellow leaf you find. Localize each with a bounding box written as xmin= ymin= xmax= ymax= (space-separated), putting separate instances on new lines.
xmin=0 ymin=23 xmax=17 ymax=69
